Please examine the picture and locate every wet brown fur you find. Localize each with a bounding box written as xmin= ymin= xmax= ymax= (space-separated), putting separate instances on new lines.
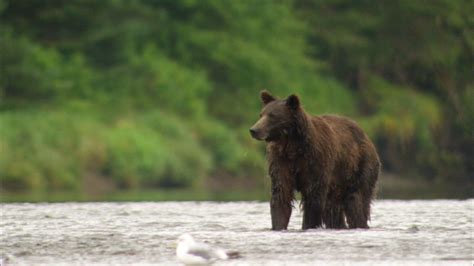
xmin=250 ymin=91 xmax=380 ymax=230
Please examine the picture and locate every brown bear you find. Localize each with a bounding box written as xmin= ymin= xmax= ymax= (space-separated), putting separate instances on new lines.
xmin=250 ymin=91 xmax=380 ymax=230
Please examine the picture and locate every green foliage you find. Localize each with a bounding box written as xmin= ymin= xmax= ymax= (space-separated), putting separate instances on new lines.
xmin=0 ymin=29 xmax=96 ymax=104
xmin=361 ymin=76 xmax=441 ymax=144
xmin=0 ymin=110 xmax=214 ymax=192
xmin=117 ymin=45 xmax=212 ymax=115
xmin=0 ymin=111 xmax=85 ymax=191
xmin=0 ymin=0 xmax=472 ymax=196
xmin=103 ymin=116 xmax=211 ymax=188
xmin=359 ymin=76 xmax=442 ymax=172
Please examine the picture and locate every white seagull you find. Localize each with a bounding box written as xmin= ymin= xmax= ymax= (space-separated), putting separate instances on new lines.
xmin=176 ymin=234 xmax=240 ymax=265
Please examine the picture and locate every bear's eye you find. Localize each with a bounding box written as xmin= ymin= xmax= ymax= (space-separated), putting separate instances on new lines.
xmin=268 ymin=113 xmax=276 ymax=118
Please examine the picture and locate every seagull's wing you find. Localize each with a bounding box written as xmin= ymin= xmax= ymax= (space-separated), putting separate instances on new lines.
xmin=186 ymin=242 xmax=215 ymax=260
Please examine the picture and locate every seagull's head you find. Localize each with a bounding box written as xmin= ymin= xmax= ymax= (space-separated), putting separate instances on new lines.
xmin=178 ymin=233 xmax=195 ymax=246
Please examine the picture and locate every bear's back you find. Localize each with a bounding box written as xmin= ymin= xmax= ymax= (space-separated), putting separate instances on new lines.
xmin=317 ymin=114 xmax=369 ymax=146
xmin=315 ymin=114 xmax=379 ymax=176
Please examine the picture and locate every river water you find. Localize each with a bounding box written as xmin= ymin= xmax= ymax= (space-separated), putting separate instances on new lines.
xmin=0 ymin=200 xmax=472 ymax=265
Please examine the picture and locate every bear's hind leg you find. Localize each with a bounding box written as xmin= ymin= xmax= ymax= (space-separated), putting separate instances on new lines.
xmin=344 ymin=154 xmax=379 ymax=229
xmin=343 ymin=192 xmax=369 ymax=229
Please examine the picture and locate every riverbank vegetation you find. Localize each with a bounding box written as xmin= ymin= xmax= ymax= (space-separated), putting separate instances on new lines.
xmin=1 ymin=0 xmax=472 ymax=199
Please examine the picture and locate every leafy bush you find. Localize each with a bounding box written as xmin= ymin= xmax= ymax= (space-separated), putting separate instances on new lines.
xmin=0 ymin=110 xmax=214 ymax=192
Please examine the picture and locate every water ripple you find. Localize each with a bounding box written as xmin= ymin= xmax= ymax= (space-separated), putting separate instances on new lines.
xmin=0 ymin=200 xmax=472 ymax=265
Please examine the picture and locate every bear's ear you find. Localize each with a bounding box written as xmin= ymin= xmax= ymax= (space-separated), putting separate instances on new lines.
xmin=286 ymin=94 xmax=300 ymax=110
xmin=260 ymin=90 xmax=276 ymax=105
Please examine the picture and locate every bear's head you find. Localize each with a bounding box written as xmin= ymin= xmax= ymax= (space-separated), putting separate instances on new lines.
xmin=249 ymin=90 xmax=301 ymax=142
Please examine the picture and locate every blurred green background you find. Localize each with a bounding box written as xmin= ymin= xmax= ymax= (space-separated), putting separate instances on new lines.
xmin=0 ymin=0 xmax=472 ymax=201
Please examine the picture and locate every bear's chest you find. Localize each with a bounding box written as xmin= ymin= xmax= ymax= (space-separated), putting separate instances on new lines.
xmin=268 ymin=143 xmax=308 ymax=192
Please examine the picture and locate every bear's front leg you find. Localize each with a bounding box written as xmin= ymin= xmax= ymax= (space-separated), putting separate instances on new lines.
xmin=302 ymin=198 xmax=324 ymax=230
xmin=270 ymin=195 xmax=292 ymax=230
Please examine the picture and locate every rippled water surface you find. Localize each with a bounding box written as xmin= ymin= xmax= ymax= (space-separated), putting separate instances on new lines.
xmin=1 ymin=200 xmax=473 ymax=265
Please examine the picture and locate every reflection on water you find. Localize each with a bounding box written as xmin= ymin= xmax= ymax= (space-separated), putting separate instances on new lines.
xmin=0 ymin=200 xmax=472 ymax=265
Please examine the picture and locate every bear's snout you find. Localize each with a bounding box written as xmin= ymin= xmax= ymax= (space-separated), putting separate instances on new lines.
xmin=250 ymin=116 xmax=268 ymax=140
xmin=250 ymin=127 xmax=267 ymax=140
xmin=249 ymin=128 xmax=257 ymax=136
xmin=249 ymin=128 xmax=260 ymax=139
